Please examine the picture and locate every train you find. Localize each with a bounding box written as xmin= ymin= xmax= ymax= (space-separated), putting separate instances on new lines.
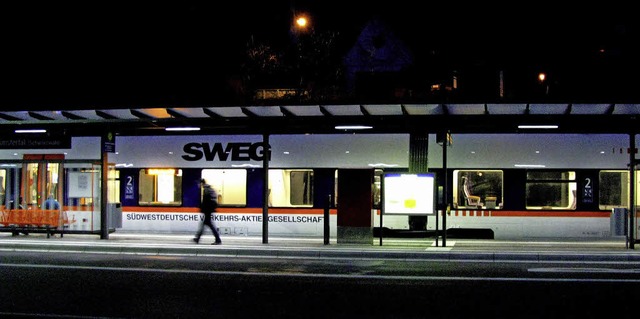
xmin=0 ymin=132 xmax=638 ymax=241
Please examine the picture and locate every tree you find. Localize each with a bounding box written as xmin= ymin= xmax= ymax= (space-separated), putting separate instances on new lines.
xmin=241 ymin=29 xmax=345 ymax=103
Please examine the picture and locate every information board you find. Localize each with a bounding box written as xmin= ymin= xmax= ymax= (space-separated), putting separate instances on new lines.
xmin=383 ymin=173 xmax=435 ymax=215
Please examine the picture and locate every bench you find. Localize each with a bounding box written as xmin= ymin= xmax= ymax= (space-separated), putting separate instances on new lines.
xmin=0 ymin=209 xmax=72 ymax=238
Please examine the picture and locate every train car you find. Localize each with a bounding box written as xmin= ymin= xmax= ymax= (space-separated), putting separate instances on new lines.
xmin=111 ymin=132 xmax=639 ymax=240
xmin=111 ymin=133 xmax=409 ymax=238
xmin=425 ymin=133 xmax=639 ymax=239
xmin=0 ymin=133 xmax=638 ymax=241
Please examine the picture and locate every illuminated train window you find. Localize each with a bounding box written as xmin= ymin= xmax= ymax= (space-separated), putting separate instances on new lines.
xmin=138 ymin=168 xmax=183 ymax=206
xmin=201 ymin=169 xmax=247 ymax=206
xmin=453 ymin=170 xmax=503 ymax=209
xmin=269 ymin=169 xmax=313 ymax=207
xmin=599 ymin=170 xmax=640 ymax=211
xmin=0 ymin=169 xmax=5 ymax=205
xmin=526 ymin=171 xmax=576 ymax=210
xmin=200 ymin=169 xmax=312 ymax=207
xmin=372 ymin=169 xmax=382 ymax=209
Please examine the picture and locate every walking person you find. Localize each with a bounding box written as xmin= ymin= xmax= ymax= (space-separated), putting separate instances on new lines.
xmin=193 ymin=178 xmax=222 ymax=245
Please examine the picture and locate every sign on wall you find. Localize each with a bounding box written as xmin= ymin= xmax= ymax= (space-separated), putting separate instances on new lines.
xmin=0 ymin=136 xmax=71 ymax=149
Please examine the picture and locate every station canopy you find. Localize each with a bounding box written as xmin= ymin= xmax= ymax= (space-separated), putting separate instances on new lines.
xmin=0 ymin=103 xmax=638 ymax=136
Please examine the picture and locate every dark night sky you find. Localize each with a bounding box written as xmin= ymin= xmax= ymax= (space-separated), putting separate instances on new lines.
xmin=2 ymin=2 xmax=639 ymax=109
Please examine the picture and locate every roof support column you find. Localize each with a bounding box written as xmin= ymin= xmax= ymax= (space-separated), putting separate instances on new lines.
xmin=408 ymin=132 xmax=431 ymax=240
xmin=630 ymin=133 xmax=636 ymax=249
xmin=262 ymin=133 xmax=270 ymax=244
xmin=100 ymin=133 xmax=110 ymax=240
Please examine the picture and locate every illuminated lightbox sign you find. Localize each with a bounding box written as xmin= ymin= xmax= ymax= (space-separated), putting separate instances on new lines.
xmin=383 ymin=173 xmax=435 ymax=215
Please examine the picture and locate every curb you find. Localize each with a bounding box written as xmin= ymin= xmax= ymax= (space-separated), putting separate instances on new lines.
xmin=3 ymin=240 xmax=640 ymax=263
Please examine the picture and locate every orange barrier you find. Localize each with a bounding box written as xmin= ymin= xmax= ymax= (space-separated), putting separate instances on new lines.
xmin=0 ymin=209 xmax=73 ymax=237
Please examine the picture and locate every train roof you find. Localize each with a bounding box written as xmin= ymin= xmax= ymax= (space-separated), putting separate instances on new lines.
xmin=0 ymin=103 xmax=638 ymax=136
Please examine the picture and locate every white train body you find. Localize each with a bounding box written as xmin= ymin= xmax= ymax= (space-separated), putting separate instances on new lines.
xmin=0 ymin=133 xmax=637 ymax=240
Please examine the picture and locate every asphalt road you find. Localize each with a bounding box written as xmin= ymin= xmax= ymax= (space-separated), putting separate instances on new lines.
xmin=0 ymin=251 xmax=638 ymax=318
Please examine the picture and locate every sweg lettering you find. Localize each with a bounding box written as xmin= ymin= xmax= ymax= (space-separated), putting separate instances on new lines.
xmin=181 ymin=142 xmax=270 ymax=162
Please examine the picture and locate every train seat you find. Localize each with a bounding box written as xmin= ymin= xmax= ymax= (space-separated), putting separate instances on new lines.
xmin=485 ymin=196 xmax=497 ymax=209
xmin=462 ymin=177 xmax=482 ymax=208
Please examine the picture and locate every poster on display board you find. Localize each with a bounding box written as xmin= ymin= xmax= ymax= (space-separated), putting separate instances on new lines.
xmin=67 ymin=172 xmax=93 ymax=198
xmin=383 ymin=173 xmax=435 ymax=215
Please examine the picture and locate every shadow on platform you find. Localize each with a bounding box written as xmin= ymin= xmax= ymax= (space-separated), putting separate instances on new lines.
xmin=374 ymin=227 xmax=494 ymax=239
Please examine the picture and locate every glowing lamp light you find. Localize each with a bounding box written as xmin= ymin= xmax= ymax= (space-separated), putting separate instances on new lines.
xmin=165 ymin=127 xmax=200 ymax=132
xmin=518 ymin=125 xmax=558 ymax=129
xmin=335 ymin=125 xmax=373 ymax=130
xmin=15 ymin=129 xmax=46 ymax=133
xmin=296 ymin=16 xmax=308 ymax=28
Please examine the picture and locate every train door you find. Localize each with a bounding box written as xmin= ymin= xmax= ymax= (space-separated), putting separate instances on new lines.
xmin=21 ymin=154 xmax=64 ymax=210
xmin=337 ymin=169 xmax=374 ymax=244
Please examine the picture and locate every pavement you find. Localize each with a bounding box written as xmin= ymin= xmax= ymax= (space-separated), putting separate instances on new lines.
xmin=1 ymin=231 xmax=640 ymax=263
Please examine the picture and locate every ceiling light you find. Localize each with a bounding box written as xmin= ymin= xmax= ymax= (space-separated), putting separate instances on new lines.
xmin=368 ymin=163 xmax=400 ymax=168
xmin=165 ymin=127 xmax=201 ymax=132
xmin=517 ymin=125 xmax=558 ymax=129
xmin=232 ymin=164 xmax=261 ymax=168
xmin=15 ymin=129 xmax=46 ymax=133
xmin=335 ymin=125 xmax=373 ymax=130
xmin=514 ymin=164 xmax=546 ymax=168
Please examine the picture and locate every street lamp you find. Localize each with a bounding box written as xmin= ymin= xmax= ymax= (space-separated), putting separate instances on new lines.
xmin=295 ymin=15 xmax=308 ymax=29
xmin=290 ymin=12 xmax=312 ymax=99
xmin=538 ymin=72 xmax=549 ymax=96
xmin=538 ymin=72 xmax=546 ymax=82
xmin=293 ymin=13 xmax=310 ymax=33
